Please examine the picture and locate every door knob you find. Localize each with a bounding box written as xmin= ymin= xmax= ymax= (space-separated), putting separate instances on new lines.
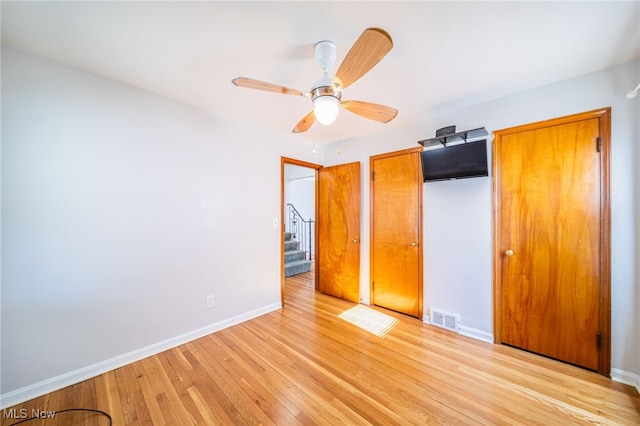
xmin=505 ymin=249 xmax=514 ymax=256
xmin=352 ymin=238 xmax=359 ymax=244
xmin=409 ymin=242 xmax=417 ymax=247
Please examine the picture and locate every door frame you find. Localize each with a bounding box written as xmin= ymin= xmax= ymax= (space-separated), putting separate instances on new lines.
xmin=281 ymin=157 xmax=322 ymax=306
xmin=491 ymin=107 xmax=611 ymax=376
xmin=369 ymin=146 xmax=424 ymax=318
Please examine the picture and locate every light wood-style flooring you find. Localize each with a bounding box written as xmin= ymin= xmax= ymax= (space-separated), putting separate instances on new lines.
xmin=2 ymin=271 xmax=639 ymax=425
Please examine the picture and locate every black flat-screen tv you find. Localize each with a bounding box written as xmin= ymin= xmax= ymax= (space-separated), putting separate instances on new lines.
xmin=421 ymin=139 xmax=488 ymax=182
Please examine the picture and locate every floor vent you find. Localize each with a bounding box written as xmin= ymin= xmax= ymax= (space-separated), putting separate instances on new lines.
xmin=430 ymin=308 xmax=460 ymax=333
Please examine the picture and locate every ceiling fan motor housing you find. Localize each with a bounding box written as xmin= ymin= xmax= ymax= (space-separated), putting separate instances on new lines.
xmin=311 ymin=81 xmax=342 ymax=102
xmin=312 ymin=40 xmax=341 ymax=101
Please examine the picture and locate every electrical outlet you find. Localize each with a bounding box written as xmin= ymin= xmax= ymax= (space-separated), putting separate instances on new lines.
xmin=206 ymin=294 xmax=215 ymax=308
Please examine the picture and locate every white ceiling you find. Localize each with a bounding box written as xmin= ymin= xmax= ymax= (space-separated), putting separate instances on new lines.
xmin=2 ymin=1 xmax=639 ymax=144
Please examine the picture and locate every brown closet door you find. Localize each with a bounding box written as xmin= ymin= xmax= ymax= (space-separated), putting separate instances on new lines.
xmin=317 ymin=162 xmax=361 ymax=303
xmin=370 ymin=148 xmax=423 ymax=318
xmin=494 ymin=109 xmax=610 ymax=374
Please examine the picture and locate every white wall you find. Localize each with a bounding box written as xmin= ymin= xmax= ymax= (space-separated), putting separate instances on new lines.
xmin=0 ymin=46 xmax=323 ymax=404
xmin=284 ymin=165 xmax=316 ymax=252
xmin=287 ymin=179 xmax=315 ymax=223
xmin=284 ymin=164 xmax=316 ymax=224
xmin=324 ymin=60 xmax=640 ymax=383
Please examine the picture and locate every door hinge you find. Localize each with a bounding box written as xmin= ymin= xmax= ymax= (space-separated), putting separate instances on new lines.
xmin=596 ymin=137 xmax=601 ymax=153
xmin=596 ymin=332 xmax=602 ymax=348
xmin=371 ymin=171 xmax=376 ymax=181
xmin=372 ymin=281 xmax=375 ymax=290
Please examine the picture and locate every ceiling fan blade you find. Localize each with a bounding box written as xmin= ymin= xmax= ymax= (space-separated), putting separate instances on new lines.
xmin=232 ymin=77 xmax=307 ymax=97
xmin=335 ymin=28 xmax=393 ymax=89
xmin=341 ymin=100 xmax=398 ymax=123
xmin=292 ymin=110 xmax=316 ymax=133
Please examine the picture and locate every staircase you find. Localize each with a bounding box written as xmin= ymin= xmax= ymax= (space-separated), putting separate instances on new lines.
xmin=284 ymin=232 xmax=312 ymax=277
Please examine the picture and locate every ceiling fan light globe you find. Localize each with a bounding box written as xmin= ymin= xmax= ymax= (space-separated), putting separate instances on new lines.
xmin=314 ymin=95 xmax=340 ymax=125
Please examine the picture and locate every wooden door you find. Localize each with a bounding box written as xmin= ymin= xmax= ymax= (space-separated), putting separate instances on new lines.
xmin=493 ymin=108 xmax=611 ymax=375
xmin=317 ymin=162 xmax=361 ymax=303
xmin=370 ymin=147 xmax=423 ymax=318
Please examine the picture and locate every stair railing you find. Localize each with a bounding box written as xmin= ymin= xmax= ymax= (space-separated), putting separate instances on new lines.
xmin=286 ymin=203 xmax=314 ymax=260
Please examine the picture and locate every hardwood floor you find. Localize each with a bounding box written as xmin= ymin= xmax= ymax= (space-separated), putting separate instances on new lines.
xmin=2 ymin=271 xmax=639 ymax=425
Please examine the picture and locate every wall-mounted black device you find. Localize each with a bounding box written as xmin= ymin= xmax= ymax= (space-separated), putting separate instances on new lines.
xmin=418 ymin=127 xmax=489 ymax=182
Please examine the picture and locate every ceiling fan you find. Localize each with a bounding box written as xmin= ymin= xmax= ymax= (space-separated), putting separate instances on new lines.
xmin=232 ymin=27 xmax=398 ymax=133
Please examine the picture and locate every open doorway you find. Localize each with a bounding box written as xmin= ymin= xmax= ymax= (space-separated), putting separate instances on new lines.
xmin=281 ymin=157 xmax=321 ymax=305
xmin=284 ymin=164 xmax=316 ymax=276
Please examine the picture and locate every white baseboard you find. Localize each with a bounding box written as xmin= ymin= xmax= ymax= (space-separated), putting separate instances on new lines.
xmin=610 ymin=368 xmax=640 ymax=393
xmin=458 ymin=325 xmax=494 ymax=344
xmin=422 ymin=317 xmax=494 ymax=344
xmin=0 ymin=302 xmax=282 ymax=409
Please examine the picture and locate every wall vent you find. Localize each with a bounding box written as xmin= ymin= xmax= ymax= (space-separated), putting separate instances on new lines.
xmin=430 ymin=308 xmax=460 ymax=333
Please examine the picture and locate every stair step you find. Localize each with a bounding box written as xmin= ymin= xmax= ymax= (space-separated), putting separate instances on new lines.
xmin=284 ymin=240 xmax=299 ymax=252
xmin=285 ymin=249 xmax=307 ymax=263
xmin=284 ymin=232 xmax=293 ymax=241
xmin=284 ymin=259 xmax=312 ymax=277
